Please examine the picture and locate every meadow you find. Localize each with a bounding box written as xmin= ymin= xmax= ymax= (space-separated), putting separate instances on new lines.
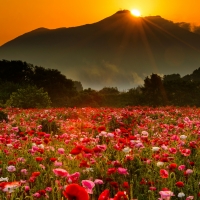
xmin=0 ymin=106 xmax=199 ymax=200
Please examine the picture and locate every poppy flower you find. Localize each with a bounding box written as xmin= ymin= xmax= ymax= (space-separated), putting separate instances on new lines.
xmin=159 ymin=190 xmax=174 ymax=199
xmin=82 ymin=147 xmax=93 ymax=154
xmin=98 ymin=189 xmax=110 ymax=200
xmin=68 ymin=172 xmax=80 ymax=183
xmin=38 ymin=189 xmax=46 ymax=196
xmin=79 ymin=160 xmax=90 ymax=168
xmin=180 ymin=149 xmax=191 ymax=156
xmin=81 ymin=180 xmax=95 ymax=194
xmin=113 ymin=191 xmax=128 ymax=200
xmin=149 ymin=186 xmax=156 ymax=191
xmin=57 ymin=148 xmax=65 ymax=154
xmin=94 ymin=179 xmax=104 ymax=185
xmin=6 ymin=165 xmax=16 ymax=172
xmin=32 ymin=171 xmax=41 ymax=177
xmin=178 ymin=192 xmax=185 ymax=198
xmin=169 ymin=147 xmax=177 ymax=154
xmin=70 ymin=146 xmax=83 ymax=155
xmin=0 ymin=181 xmax=21 ymax=193
xmin=50 ymin=157 xmax=57 ymax=162
xmin=175 ymin=181 xmax=184 ymax=187
xmin=122 ymin=182 xmax=129 ymax=189
xmin=117 ymin=167 xmax=129 ymax=175
xmin=110 ymin=181 xmax=118 ymax=189
xmin=35 ymin=157 xmax=43 ymax=162
xmin=63 ymin=183 xmax=89 ymax=200
xmin=107 ymin=168 xmax=117 ymax=175
xmin=160 ymin=169 xmax=169 ymax=178
xmin=169 ymin=163 xmax=177 ymax=170
xmin=53 ymin=168 xmax=69 ymax=177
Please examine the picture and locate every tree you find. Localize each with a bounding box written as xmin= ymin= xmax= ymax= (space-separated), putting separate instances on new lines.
xmin=31 ymin=66 xmax=77 ymax=107
xmin=163 ymin=74 xmax=181 ymax=82
xmin=99 ymin=87 xmax=119 ymax=95
xmin=0 ymin=80 xmax=21 ymax=104
xmin=141 ymin=74 xmax=168 ymax=106
xmin=6 ymin=85 xmax=51 ymax=108
xmin=73 ymin=81 xmax=83 ymax=92
xmin=0 ymin=60 xmax=77 ymax=107
xmin=0 ymin=60 xmax=34 ymax=83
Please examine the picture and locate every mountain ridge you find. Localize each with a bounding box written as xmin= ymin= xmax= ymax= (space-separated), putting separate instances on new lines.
xmin=1 ymin=11 xmax=200 ymax=90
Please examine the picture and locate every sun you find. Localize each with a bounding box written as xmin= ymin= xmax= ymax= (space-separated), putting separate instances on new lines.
xmin=131 ymin=9 xmax=141 ymax=17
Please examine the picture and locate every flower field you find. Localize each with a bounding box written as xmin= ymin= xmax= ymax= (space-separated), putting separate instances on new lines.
xmin=0 ymin=106 xmax=199 ymax=200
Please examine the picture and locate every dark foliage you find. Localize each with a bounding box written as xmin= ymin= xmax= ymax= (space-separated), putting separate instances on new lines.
xmin=1 ymin=59 xmax=200 ymax=108
xmin=40 ymin=119 xmax=60 ymax=134
xmin=0 ymin=60 xmax=77 ymax=107
xmin=0 ymin=110 xmax=8 ymax=122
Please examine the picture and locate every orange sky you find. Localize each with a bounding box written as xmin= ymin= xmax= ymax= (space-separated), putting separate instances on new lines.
xmin=1 ymin=0 xmax=200 ymax=46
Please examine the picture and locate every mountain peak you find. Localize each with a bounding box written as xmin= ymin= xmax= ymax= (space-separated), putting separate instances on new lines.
xmin=115 ymin=10 xmax=131 ymax=14
xmin=1 ymin=12 xmax=200 ymax=90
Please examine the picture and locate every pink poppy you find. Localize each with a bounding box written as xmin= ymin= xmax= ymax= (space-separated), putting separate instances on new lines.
xmin=57 ymin=148 xmax=65 ymax=154
xmin=117 ymin=167 xmax=129 ymax=175
xmin=178 ymin=165 xmax=186 ymax=171
xmin=53 ymin=168 xmax=69 ymax=177
xmin=67 ymin=172 xmax=80 ymax=183
xmin=81 ymin=180 xmax=95 ymax=194
xmin=159 ymin=190 xmax=174 ymax=200
xmin=180 ymin=149 xmax=191 ymax=156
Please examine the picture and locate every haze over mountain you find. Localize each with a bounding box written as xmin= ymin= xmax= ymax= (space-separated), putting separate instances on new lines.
xmin=1 ymin=10 xmax=200 ymax=90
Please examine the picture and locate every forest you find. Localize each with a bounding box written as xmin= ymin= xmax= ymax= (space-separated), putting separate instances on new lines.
xmin=1 ymin=59 xmax=200 ymax=108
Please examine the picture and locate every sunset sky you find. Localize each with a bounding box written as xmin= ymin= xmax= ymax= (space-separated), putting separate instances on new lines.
xmin=1 ymin=0 xmax=200 ymax=46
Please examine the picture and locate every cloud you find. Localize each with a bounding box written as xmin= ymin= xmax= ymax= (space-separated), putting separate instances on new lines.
xmin=76 ymin=60 xmax=145 ymax=90
xmin=175 ymin=21 xmax=200 ymax=35
xmin=131 ymin=72 xmax=144 ymax=85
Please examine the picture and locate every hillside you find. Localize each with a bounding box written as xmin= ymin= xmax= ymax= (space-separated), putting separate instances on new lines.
xmin=1 ymin=10 xmax=200 ymax=89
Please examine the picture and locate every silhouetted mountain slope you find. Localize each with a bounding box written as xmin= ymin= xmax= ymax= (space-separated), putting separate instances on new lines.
xmin=1 ymin=10 xmax=200 ymax=90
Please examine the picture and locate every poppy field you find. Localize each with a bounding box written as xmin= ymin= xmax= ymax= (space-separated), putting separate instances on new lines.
xmin=0 ymin=106 xmax=199 ymax=200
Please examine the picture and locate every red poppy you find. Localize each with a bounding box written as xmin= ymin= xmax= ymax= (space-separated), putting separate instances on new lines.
xmin=70 ymin=146 xmax=83 ymax=155
xmin=98 ymin=126 xmax=106 ymax=132
xmin=93 ymin=146 xmax=102 ymax=153
xmin=63 ymin=183 xmax=89 ymax=200
xmin=38 ymin=189 xmax=46 ymax=196
xmin=32 ymin=171 xmax=40 ymax=177
xmin=175 ymin=181 xmax=184 ymax=187
xmin=169 ymin=163 xmax=177 ymax=170
xmin=43 ymin=138 xmax=50 ymax=144
xmin=79 ymin=160 xmax=90 ymax=168
xmin=82 ymin=147 xmax=93 ymax=154
xmin=160 ymin=169 xmax=169 ymax=178
xmin=8 ymin=161 xmax=16 ymax=165
xmin=122 ymin=182 xmax=129 ymax=189
xmin=50 ymin=157 xmax=57 ymax=162
xmin=107 ymin=168 xmax=117 ymax=175
xmin=98 ymin=189 xmax=110 ymax=200
xmin=113 ymin=191 xmax=128 ymax=200
xmin=189 ymin=141 xmax=197 ymax=148
xmin=190 ymin=161 xmax=195 ymax=166
xmin=140 ymin=178 xmax=147 ymax=185
xmin=110 ymin=181 xmax=118 ymax=189
xmin=149 ymin=186 xmax=156 ymax=191
xmin=35 ymin=157 xmax=43 ymax=162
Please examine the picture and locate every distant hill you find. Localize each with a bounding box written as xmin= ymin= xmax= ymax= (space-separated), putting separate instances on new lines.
xmin=1 ymin=10 xmax=200 ymax=90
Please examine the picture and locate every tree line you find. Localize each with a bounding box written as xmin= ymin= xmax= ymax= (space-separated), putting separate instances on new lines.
xmin=0 ymin=59 xmax=200 ymax=108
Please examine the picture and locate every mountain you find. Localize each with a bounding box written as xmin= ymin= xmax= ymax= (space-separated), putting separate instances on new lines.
xmin=1 ymin=10 xmax=200 ymax=90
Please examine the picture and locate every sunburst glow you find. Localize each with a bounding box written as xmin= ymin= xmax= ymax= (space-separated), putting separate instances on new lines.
xmin=131 ymin=9 xmax=141 ymax=17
